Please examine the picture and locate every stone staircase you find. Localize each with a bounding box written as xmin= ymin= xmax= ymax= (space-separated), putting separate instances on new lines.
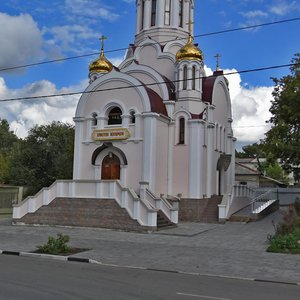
xmin=15 ymin=197 xmax=152 ymax=231
xmin=156 ymin=209 xmax=176 ymax=230
xmin=200 ymin=196 xmax=223 ymax=223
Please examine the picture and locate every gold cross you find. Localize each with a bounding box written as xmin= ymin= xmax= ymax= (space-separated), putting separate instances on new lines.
xmin=214 ymin=53 xmax=221 ymax=70
xmin=100 ymin=35 xmax=107 ymax=51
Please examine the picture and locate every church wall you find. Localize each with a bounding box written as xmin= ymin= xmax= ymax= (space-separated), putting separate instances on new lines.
xmin=126 ymin=71 xmax=162 ymax=100
xmin=212 ymin=82 xmax=231 ymax=127
xmin=172 ymin=145 xmax=189 ymax=197
xmin=81 ymin=81 xmax=145 ymax=118
xmin=154 ymin=120 xmax=169 ymax=196
xmin=137 ymin=46 xmax=176 ymax=81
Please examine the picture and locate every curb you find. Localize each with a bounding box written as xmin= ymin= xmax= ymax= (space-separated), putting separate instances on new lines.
xmin=0 ymin=249 xmax=95 ymax=264
xmin=1 ymin=249 xmax=299 ymax=286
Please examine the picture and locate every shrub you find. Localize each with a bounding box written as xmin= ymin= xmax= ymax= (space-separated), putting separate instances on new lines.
xmin=267 ymin=228 xmax=300 ymax=254
xmin=37 ymin=233 xmax=71 ymax=255
xmin=272 ymin=206 xmax=298 ymax=235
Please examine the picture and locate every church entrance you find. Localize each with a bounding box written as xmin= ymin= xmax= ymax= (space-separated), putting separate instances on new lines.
xmin=101 ymin=153 xmax=120 ymax=180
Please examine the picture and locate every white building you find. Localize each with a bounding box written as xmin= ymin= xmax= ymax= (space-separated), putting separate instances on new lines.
xmin=13 ymin=0 xmax=236 ymax=230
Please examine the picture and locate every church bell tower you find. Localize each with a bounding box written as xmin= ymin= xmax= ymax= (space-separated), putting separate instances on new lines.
xmin=135 ymin=0 xmax=194 ymax=45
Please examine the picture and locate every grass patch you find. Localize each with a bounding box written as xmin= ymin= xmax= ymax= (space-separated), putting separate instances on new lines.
xmin=267 ymin=205 xmax=300 ymax=254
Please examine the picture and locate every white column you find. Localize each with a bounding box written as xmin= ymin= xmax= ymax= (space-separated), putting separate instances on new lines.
xmin=183 ymin=0 xmax=190 ymax=32
xmin=142 ymin=113 xmax=157 ymax=190
xmin=188 ymin=120 xmax=203 ymax=198
xmin=157 ymin=0 xmax=164 ymax=27
xmin=206 ymin=123 xmax=214 ymax=197
xmin=73 ymin=117 xmax=85 ymax=179
xmin=135 ymin=113 xmax=142 ymax=139
xmin=167 ymin=121 xmax=175 ymax=195
xmin=122 ymin=114 xmax=130 ymax=128
xmin=98 ymin=116 xmax=107 ymax=129
xmin=120 ymin=165 xmax=128 ymax=187
xmin=136 ymin=0 xmax=143 ymax=33
xmin=143 ymin=0 xmax=151 ymax=30
xmin=178 ymin=67 xmax=183 ymax=90
xmin=171 ymin=0 xmax=180 ymax=28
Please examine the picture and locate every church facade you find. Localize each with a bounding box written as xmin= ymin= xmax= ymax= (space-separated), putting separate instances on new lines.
xmin=74 ymin=0 xmax=235 ymax=199
xmin=13 ymin=0 xmax=236 ymax=230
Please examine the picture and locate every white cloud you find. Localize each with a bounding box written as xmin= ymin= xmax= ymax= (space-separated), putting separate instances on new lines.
xmin=64 ymin=0 xmax=119 ymax=22
xmin=241 ymin=10 xmax=268 ymax=18
xmin=0 ymin=13 xmax=43 ymax=69
xmin=0 ymin=77 xmax=88 ymax=138
xmin=269 ymin=0 xmax=299 ymax=16
xmin=205 ymin=66 xmax=273 ymax=143
xmin=46 ymin=24 xmax=100 ymax=53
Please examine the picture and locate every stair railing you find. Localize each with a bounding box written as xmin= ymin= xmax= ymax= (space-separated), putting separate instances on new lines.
xmin=144 ymin=189 xmax=178 ymax=224
xmin=250 ymin=190 xmax=276 ymax=214
xmin=13 ymin=180 xmax=158 ymax=227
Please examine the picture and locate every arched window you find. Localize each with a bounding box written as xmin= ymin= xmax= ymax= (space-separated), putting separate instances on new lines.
xmin=179 ymin=0 xmax=183 ymax=27
xmin=92 ymin=112 xmax=98 ymax=126
xmin=129 ymin=111 xmax=136 ymax=124
xmin=192 ymin=66 xmax=196 ymax=90
xmin=183 ymin=66 xmax=188 ymax=90
xmin=108 ymin=107 xmax=122 ymax=125
xmin=164 ymin=0 xmax=171 ymax=25
xmin=179 ymin=117 xmax=185 ymax=144
xmin=151 ymin=0 xmax=157 ymax=26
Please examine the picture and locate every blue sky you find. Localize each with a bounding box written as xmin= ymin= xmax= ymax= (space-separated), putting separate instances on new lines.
xmin=0 ymin=0 xmax=299 ymax=145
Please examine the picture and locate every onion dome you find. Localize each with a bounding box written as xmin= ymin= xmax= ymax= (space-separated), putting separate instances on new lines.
xmin=176 ymin=35 xmax=203 ymax=62
xmin=89 ymin=36 xmax=113 ymax=74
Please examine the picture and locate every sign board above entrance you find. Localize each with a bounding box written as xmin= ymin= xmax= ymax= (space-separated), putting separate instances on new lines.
xmin=92 ymin=128 xmax=131 ymax=141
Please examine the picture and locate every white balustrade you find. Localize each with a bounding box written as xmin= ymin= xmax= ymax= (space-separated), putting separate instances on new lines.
xmin=13 ymin=180 xmax=158 ymax=227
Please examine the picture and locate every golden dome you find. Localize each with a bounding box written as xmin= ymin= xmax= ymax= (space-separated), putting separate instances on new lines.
xmin=89 ymin=36 xmax=113 ymax=74
xmin=176 ymin=35 xmax=203 ymax=62
xmin=89 ymin=50 xmax=113 ymax=73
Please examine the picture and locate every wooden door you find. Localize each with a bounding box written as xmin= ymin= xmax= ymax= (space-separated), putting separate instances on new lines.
xmin=101 ymin=154 xmax=120 ymax=180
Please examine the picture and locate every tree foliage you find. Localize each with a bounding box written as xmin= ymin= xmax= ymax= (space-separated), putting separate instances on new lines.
xmin=264 ymin=53 xmax=300 ymax=181
xmin=8 ymin=121 xmax=74 ymax=195
xmin=0 ymin=119 xmax=19 ymax=183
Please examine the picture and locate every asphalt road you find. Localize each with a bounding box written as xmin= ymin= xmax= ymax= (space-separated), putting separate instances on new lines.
xmin=0 ymin=255 xmax=299 ymax=300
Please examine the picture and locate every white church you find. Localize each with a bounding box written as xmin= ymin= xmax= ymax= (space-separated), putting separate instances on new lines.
xmin=13 ymin=0 xmax=237 ymax=230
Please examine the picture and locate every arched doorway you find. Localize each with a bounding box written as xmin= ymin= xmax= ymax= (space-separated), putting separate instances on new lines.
xmin=101 ymin=153 xmax=121 ymax=180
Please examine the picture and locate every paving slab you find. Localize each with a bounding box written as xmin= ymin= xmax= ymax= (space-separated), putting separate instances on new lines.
xmin=0 ymin=211 xmax=300 ymax=284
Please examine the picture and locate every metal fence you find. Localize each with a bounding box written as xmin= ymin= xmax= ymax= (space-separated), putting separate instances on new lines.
xmin=0 ymin=186 xmax=23 ymax=214
xmin=256 ymin=187 xmax=300 ymax=206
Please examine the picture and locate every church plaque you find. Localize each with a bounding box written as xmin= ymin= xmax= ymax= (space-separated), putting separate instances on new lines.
xmin=92 ymin=128 xmax=130 ymax=141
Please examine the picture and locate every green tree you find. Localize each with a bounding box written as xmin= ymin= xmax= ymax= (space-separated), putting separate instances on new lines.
xmin=264 ymin=54 xmax=300 ymax=181
xmin=0 ymin=119 xmax=19 ymax=183
xmin=9 ymin=121 xmax=74 ymax=195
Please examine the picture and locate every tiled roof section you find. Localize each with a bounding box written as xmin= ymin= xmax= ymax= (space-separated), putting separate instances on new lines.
xmin=202 ymin=70 xmax=226 ymax=103
xmin=129 ymin=44 xmax=137 ymax=54
xmin=235 ymin=162 xmax=261 ymax=175
xmin=145 ymin=87 xmax=168 ymax=117
xmin=190 ymin=109 xmax=206 ymax=119
xmin=202 ymin=76 xmax=217 ymax=104
xmin=161 ymin=75 xmax=176 ymax=100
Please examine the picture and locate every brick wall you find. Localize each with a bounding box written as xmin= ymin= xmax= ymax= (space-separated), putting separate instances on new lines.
xmin=13 ymin=198 xmax=155 ymax=232
xmin=179 ymin=198 xmax=209 ymax=221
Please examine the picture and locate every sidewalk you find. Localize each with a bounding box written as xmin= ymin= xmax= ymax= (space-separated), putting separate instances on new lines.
xmin=1 ymin=211 xmax=300 ymax=284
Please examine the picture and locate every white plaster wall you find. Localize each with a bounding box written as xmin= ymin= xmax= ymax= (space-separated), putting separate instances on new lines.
xmin=137 ymin=45 xmax=176 ymax=81
xmin=172 ymin=145 xmax=189 ymax=197
xmin=154 ymin=120 xmax=169 ymax=195
xmin=82 ymin=81 xmax=145 ymax=118
xmin=212 ymin=81 xmax=232 ymax=127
